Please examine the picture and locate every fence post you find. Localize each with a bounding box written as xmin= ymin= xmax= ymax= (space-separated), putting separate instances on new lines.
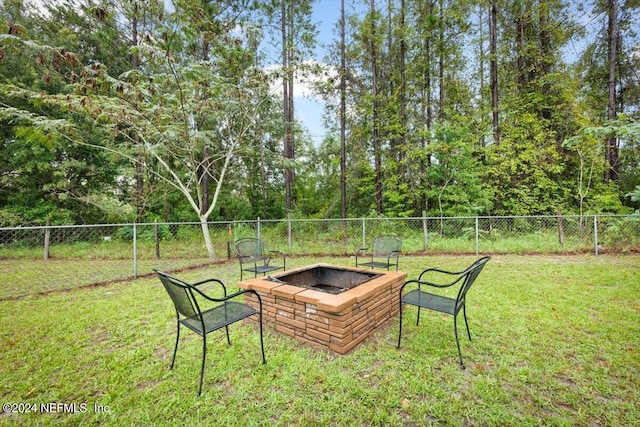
xmin=257 ymin=217 xmax=261 ymax=240
xmin=154 ymin=220 xmax=160 ymax=259
xmin=44 ymin=218 xmax=51 ymax=260
xmin=227 ymin=223 xmax=233 ymax=259
xmin=593 ymin=215 xmax=599 ymax=255
xmin=422 ymin=210 xmax=428 ymax=251
xmin=133 ymin=223 xmax=138 ymax=278
xmin=557 ymin=207 xmax=564 ymax=245
xmin=361 ymin=218 xmax=366 ymax=248
xmin=475 ymin=217 xmax=479 ymax=256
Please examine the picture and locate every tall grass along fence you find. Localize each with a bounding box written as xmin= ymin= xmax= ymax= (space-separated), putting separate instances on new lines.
xmin=1 ymin=214 xmax=638 ymax=299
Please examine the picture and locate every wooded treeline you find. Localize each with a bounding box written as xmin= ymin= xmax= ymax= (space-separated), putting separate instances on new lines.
xmin=1 ymin=0 xmax=639 ymax=231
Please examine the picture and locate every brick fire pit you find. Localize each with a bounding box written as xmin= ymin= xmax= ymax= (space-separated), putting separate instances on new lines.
xmin=238 ymin=263 xmax=406 ymax=354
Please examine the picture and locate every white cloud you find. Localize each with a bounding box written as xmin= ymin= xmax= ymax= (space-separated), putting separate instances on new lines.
xmin=267 ymin=60 xmax=338 ymax=100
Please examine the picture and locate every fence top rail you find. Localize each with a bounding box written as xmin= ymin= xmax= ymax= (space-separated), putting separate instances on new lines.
xmin=0 ymin=213 xmax=637 ymax=232
xmin=258 ymin=214 xmax=638 ymax=223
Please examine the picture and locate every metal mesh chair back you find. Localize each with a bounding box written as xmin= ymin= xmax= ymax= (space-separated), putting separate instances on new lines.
xmin=157 ymin=271 xmax=199 ymax=319
xmin=235 ymin=238 xmax=265 ymax=259
xmin=455 ymin=256 xmax=491 ymax=312
xmin=372 ymin=235 xmax=402 ymax=256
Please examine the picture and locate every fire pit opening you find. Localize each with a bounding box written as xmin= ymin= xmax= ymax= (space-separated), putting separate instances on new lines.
xmin=268 ymin=265 xmax=381 ymax=294
xmin=239 ymin=263 xmax=406 ymax=354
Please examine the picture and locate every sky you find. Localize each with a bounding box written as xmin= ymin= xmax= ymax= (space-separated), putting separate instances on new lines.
xmin=285 ymin=1 xmax=348 ymax=145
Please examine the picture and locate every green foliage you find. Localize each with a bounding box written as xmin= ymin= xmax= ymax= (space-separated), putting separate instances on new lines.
xmin=424 ymin=124 xmax=492 ymax=217
xmin=588 ymin=184 xmax=631 ymax=214
xmin=115 ymin=224 xmax=172 ymax=242
xmin=628 ymin=186 xmax=640 ymax=203
xmin=600 ymin=215 xmax=640 ymax=251
xmin=485 ymin=111 xmax=565 ymax=215
xmin=1 ymin=0 xmax=639 ymax=225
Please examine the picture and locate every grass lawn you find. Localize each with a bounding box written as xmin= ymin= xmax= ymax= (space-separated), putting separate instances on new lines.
xmin=1 ymin=254 xmax=639 ymax=426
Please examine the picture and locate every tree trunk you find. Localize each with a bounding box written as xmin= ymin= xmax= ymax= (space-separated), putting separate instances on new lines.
xmin=489 ymin=0 xmax=500 ymax=144
xmin=419 ymin=0 xmax=434 ymax=212
xmin=200 ymin=40 xmax=211 ymax=215
xmin=399 ymin=0 xmax=407 ymax=170
xmin=132 ymin=5 xmax=144 ymax=220
xmin=438 ymin=0 xmax=444 ymax=119
xmin=199 ymin=215 xmax=215 ymax=260
xmin=282 ymin=1 xmax=295 ymax=212
xmin=540 ymin=0 xmax=552 ymax=122
xmin=340 ymin=0 xmax=347 ymax=219
xmin=370 ymin=0 xmax=383 ymax=214
xmin=478 ymin=4 xmax=485 ymax=147
xmin=605 ymin=0 xmax=619 ymax=181
xmin=287 ymin=1 xmax=295 ymax=202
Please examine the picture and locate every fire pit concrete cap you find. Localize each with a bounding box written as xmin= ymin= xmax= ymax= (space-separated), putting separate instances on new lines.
xmin=237 ymin=263 xmax=406 ymax=314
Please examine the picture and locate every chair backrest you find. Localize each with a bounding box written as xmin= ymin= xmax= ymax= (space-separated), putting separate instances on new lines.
xmin=155 ymin=270 xmax=200 ymax=319
xmin=235 ymin=238 xmax=265 ymax=258
xmin=371 ymin=235 xmax=402 ymax=256
xmin=456 ymin=256 xmax=491 ymax=308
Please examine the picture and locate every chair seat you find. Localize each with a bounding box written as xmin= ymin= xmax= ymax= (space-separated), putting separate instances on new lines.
xmin=181 ymin=301 xmax=257 ymax=335
xmin=358 ymin=261 xmax=396 ymax=269
xmin=243 ymin=265 xmax=283 ymax=275
xmin=402 ymin=289 xmax=456 ymax=315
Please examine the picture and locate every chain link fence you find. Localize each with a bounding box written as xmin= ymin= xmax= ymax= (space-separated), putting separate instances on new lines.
xmin=1 ymin=214 xmax=638 ymax=299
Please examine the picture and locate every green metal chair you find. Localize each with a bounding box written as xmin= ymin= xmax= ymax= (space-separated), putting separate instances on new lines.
xmin=235 ymin=237 xmax=286 ymax=280
xmin=155 ymin=270 xmax=266 ymax=396
xmin=356 ymin=235 xmax=402 ymax=271
xmin=397 ymin=256 xmax=491 ymax=369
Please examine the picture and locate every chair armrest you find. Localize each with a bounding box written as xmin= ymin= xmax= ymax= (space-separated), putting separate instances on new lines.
xmin=191 ymin=278 xmax=228 ymax=297
xmin=239 ymin=254 xmax=268 ymax=265
xmin=399 ymin=278 xmax=456 ymax=294
xmin=416 ymin=269 xmax=468 ymax=288
xmin=418 ymin=266 xmax=466 ymax=278
xmin=190 ymin=286 xmax=260 ymax=305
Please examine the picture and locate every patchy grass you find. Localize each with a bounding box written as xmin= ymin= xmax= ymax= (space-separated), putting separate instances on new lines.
xmin=1 ymin=255 xmax=639 ymax=426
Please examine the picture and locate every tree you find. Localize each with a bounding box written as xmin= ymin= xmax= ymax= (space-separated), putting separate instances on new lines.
xmin=340 ymin=0 xmax=347 ymax=218
xmin=368 ymin=0 xmax=383 ymax=214
xmin=258 ymin=0 xmax=316 ymax=215
xmin=565 ymin=118 xmax=640 ymax=214
xmin=605 ymin=0 xmax=619 ymax=181
xmin=0 ymin=0 xmax=132 ymax=225
xmin=0 ymin=0 xmax=274 ymax=258
xmin=426 ymin=123 xmax=492 ymax=220
xmin=489 ymin=0 xmax=500 ymax=144
xmin=578 ymin=0 xmax=640 ymax=186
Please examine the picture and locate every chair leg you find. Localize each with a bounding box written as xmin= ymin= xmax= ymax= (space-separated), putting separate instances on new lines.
xmin=397 ymin=301 xmax=403 ymax=349
xmin=170 ymin=320 xmax=180 ymax=370
xmin=225 ymin=325 xmax=231 ymax=346
xmin=453 ymin=314 xmax=465 ymax=369
xmin=198 ymin=335 xmax=207 ymax=397
xmin=259 ymin=312 xmax=266 ymax=364
xmin=416 ymin=307 xmax=421 ymax=326
xmin=463 ymin=305 xmax=472 ymax=341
